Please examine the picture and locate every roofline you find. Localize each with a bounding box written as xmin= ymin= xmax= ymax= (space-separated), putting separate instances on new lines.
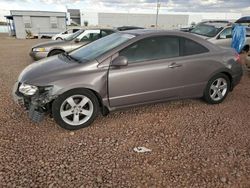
xmin=10 ymin=10 xmax=66 ymax=14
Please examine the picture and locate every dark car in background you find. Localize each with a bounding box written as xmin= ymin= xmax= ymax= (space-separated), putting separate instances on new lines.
xmin=116 ymin=26 xmax=144 ymax=31
xmin=14 ymin=30 xmax=243 ymax=130
xmin=235 ymin=16 xmax=250 ymax=26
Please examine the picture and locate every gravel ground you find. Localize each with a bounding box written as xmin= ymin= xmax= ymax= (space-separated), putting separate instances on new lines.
xmin=0 ymin=33 xmax=250 ymax=188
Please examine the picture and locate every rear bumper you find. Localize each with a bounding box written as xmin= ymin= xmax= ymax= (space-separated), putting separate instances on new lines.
xmin=231 ymin=71 xmax=243 ymax=90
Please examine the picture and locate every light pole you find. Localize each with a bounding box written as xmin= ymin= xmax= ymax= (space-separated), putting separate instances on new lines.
xmin=155 ymin=0 xmax=160 ymax=28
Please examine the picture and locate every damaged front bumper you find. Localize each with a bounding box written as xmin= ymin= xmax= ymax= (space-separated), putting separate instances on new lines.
xmin=12 ymin=82 xmax=57 ymax=122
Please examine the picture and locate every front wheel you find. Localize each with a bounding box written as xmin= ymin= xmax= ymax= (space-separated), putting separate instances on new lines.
xmin=203 ymin=73 xmax=230 ymax=104
xmin=52 ymin=89 xmax=99 ymax=130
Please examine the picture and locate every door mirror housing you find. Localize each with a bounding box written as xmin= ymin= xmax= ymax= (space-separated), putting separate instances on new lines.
xmin=75 ymin=38 xmax=81 ymax=43
xmin=111 ymin=56 xmax=128 ymax=67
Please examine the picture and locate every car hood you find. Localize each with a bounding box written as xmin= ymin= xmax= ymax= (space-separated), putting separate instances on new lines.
xmin=18 ymin=55 xmax=80 ymax=85
xmin=32 ymin=40 xmax=69 ymax=49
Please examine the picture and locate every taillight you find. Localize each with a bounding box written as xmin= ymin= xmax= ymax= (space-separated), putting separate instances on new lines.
xmin=234 ymin=53 xmax=241 ymax=63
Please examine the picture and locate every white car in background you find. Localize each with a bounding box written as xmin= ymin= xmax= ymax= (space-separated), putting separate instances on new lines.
xmin=30 ymin=29 xmax=116 ymax=60
xmin=52 ymin=28 xmax=81 ymax=40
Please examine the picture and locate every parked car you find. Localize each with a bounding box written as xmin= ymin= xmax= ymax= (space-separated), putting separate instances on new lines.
xmin=51 ymin=28 xmax=81 ymax=40
xmin=14 ymin=30 xmax=243 ymax=130
xmin=30 ymin=29 xmax=116 ymax=60
xmin=180 ymin=21 xmax=230 ymax=32
xmin=190 ymin=22 xmax=250 ymax=48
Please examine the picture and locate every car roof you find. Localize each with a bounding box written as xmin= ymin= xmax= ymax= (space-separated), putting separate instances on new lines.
xmin=202 ymin=20 xmax=231 ymax=24
xmin=120 ymin=29 xmax=217 ymax=43
xmin=121 ymin=29 xmax=192 ymax=36
xmin=121 ymin=29 xmax=168 ymax=35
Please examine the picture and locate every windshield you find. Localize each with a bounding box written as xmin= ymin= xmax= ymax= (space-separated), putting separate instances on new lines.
xmin=64 ymin=29 xmax=84 ymax=41
xmin=70 ymin=33 xmax=135 ymax=63
xmin=190 ymin=24 xmax=223 ymax=37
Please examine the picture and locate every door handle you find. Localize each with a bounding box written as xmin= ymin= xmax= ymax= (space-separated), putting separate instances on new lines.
xmin=168 ymin=62 xmax=182 ymax=68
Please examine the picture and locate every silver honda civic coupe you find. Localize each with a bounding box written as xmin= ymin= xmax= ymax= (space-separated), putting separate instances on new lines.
xmin=13 ymin=30 xmax=243 ymax=130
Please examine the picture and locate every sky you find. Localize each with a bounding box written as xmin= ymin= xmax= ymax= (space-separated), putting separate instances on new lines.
xmin=0 ymin=0 xmax=250 ymax=21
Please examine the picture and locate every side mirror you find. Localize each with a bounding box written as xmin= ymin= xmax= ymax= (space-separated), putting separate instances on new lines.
xmin=75 ymin=38 xmax=80 ymax=43
xmin=111 ymin=56 xmax=128 ymax=67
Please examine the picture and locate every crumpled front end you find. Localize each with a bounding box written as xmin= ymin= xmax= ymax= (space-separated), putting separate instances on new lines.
xmin=12 ymin=82 xmax=57 ymax=122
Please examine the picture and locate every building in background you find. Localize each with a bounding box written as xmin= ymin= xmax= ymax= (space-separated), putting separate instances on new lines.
xmin=79 ymin=11 xmax=189 ymax=29
xmin=75 ymin=10 xmax=243 ymax=29
xmin=97 ymin=13 xmax=189 ymax=29
xmin=5 ymin=10 xmax=66 ymax=39
xmin=4 ymin=9 xmax=246 ymax=38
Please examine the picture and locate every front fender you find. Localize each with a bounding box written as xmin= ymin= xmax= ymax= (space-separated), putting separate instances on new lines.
xmin=50 ymin=68 xmax=109 ymax=106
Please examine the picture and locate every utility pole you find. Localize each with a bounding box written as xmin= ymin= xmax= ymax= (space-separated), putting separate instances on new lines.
xmin=155 ymin=0 xmax=160 ymax=28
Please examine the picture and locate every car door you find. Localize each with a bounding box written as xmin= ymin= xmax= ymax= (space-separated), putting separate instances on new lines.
xmin=108 ymin=36 xmax=179 ymax=107
xmin=71 ymin=30 xmax=101 ymax=50
xmin=108 ymin=36 xmax=211 ymax=107
xmin=212 ymin=27 xmax=232 ymax=47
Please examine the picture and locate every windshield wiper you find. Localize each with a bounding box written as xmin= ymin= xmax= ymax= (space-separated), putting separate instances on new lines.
xmin=62 ymin=52 xmax=79 ymax=62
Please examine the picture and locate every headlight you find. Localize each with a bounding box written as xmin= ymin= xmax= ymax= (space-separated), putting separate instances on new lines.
xmin=19 ymin=83 xmax=38 ymax=96
xmin=32 ymin=48 xmax=46 ymax=52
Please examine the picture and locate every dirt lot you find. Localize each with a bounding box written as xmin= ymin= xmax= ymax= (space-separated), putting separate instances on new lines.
xmin=0 ymin=33 xmax=250 ymax=188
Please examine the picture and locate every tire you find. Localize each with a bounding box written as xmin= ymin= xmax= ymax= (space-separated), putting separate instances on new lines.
xmin=56 ymin=37 xmax=63 ymax=40
xmin=203 ymin=73 xmax=230 ymax=104
xmin=52 ymin=89 xmax=99 ymax=130
xmin=48 ymin=49 xmax=64 ymax=57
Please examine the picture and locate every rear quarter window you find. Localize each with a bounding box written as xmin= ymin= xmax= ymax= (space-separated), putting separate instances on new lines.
xmin=181 ymin=38 xmax=209 ymax=56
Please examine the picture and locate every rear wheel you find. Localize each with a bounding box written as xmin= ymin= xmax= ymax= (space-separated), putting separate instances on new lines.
xmin=48 ymin=49 xmax=64 ymax=57
xmin=203 ymin=73 xmax=230 ymax=104
xmin=52 ymin=89 xmax=99 ymax=130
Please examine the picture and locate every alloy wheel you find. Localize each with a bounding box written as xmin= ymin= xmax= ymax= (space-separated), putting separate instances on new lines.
xmin=209 ymin=78 xmax=228 ymax=101
xmin=60 ymin=95 xmax=94 ymax=126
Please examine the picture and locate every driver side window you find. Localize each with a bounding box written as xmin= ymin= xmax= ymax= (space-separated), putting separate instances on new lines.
xmin=119 ymin=36 xmax=180 ymax=63
xmin=219 ymin=28 xmax=232 ymax=39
